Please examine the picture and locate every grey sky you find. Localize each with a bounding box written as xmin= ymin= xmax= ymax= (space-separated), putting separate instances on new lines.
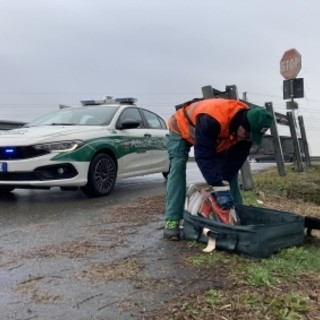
xmin=0 ymin=0 xmax=320 ymax=154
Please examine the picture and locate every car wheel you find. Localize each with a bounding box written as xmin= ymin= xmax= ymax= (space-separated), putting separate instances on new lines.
xmin=81 ymin=153 xmax=117 ymax=197
xmin=0 ymin=186 xmax=15 ymax=193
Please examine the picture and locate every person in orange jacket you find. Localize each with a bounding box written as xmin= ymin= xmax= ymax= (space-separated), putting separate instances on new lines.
xmin=163 ymin=98 xmax=273 ymax=240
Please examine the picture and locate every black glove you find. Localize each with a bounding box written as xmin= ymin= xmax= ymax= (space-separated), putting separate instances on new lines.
xmin=212 ymin=181 xmax=234 ymax=210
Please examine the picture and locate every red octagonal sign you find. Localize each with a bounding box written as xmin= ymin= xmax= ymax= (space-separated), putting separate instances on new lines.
xmin=280 ymin=48 xmax=302 ymax=80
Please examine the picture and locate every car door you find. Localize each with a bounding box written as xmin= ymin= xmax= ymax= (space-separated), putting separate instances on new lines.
xmin=116 ymin=107 xmax=153 ymax=176
xmin=141 ymin=109 xmax=169 ymax=172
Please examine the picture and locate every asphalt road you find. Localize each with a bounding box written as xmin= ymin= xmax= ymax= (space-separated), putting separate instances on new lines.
xmin=0 ymin=161 xmax=276 ymax=320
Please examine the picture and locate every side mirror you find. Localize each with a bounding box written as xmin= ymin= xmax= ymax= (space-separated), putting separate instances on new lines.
xmin=116 ymin=119 xmax=140 ymax=130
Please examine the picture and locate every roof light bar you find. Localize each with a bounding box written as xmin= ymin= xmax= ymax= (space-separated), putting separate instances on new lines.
xmin=80 ymin=96 xmax=137 ymax=106
xmin=115 ymin=97 xmax=137 ymax=104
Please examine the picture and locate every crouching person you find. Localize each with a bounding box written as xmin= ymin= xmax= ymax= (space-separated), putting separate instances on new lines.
xmin=163 ymin=98 xmax=273 ymax=240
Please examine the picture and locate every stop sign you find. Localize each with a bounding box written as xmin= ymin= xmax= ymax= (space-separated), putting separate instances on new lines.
xmin=280 ymin=48 xmax=302 ymax=80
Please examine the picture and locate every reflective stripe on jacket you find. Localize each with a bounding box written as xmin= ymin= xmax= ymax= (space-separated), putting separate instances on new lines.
xmin=168 ymin=98 xmax=249 ymax=152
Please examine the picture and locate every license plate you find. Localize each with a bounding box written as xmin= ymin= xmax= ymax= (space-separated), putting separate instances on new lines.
xmin=0 ymin=162 xmax=8 ymax=173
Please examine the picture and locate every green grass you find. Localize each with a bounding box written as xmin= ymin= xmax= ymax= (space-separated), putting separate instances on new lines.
xmin=188 ymin=245 xmax=320 ymax=287
xmin=204 ymin=289 xmax=225 ymax=306
xmin=250 ymin=164 xmax=320 ymax=204
xmin=170 ymin=165 xmax=320 ymax=320
xmin=183 ymin=246 xmax=318 ymax=319
xmin=263 ymin=293 xmax=309 ymax=320
xmin=240 ymin=245 xmax=320 ymax=286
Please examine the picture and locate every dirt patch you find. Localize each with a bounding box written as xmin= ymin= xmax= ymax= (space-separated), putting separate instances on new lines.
xmin=77 ymin=257 xmax=144 ymax=283
xmin=256 ymin=193 xmax=320 ymax=218
xmin=99 ymin=195 xmax=165 ymax=225
xmin=150 ymin=285 xmax=319 ymax=320
xmin=13 ymin=276 xmax=61 ymax=304
xmin=1 ymin=239 xmax=106 ymax=268
xmin=22 ymin=239 xmax=104 ymax=259
xmin=148 ymin=249 xmax=320 ymax=320
xmin=6 ymin=239 xmax=105 ymax=261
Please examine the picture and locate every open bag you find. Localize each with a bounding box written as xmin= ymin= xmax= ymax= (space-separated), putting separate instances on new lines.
xmin=183 ymin=184 xmax=305 ymax=259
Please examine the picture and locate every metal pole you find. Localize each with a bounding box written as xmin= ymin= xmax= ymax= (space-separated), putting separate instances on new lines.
xmin=202 ymin=85 xmax=214 ymax=99
xmin=287 ymin=111 xmax=304 ymax=172
xmin=240 ymin=159 xmax=254 ymax=190
xmin=226 ymin=85 xmax=238 ymax=99
xmin=240 ymin=92 xmax=254 ymax=190
xmin=298 ymin=115 xmax=311 ymax=167
xmin=265 ymin=102 xmax=286 ymax=176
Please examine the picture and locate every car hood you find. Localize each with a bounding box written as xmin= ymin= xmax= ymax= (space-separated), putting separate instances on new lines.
xmin=0 ymin=125 xmax=114 ymax=146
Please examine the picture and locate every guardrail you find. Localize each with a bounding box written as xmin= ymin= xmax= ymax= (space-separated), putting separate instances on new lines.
xmin=201 ymin=84 xmax=312 ymax=190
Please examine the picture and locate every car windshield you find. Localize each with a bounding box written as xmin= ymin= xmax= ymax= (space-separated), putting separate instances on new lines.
xmin=25 ymin=106 xmax=119 ymax=127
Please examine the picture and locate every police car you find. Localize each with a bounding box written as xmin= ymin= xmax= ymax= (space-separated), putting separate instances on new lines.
xmin=0 ymin=97 xmax=170 ymax=197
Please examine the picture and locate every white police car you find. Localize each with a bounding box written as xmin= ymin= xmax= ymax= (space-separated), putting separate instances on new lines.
xmin=0 ymin=97 xmax=170 ymax=197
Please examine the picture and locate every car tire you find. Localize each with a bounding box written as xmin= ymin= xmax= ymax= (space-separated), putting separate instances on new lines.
xmin=81 ymin=153 xmax=117 ymax=197
xmin=0 ymin=186 xmax=15 ymax=193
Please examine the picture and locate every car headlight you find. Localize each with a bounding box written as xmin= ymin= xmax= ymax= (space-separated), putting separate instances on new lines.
xmin=33 ymin=140 xmax=84 ymax=152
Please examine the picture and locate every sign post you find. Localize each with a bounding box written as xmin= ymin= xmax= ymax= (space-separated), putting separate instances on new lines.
xmin=280 ymin=48 xmax=308 ymax=170
xmin=280 ymin=48 xmax=304 ymax=109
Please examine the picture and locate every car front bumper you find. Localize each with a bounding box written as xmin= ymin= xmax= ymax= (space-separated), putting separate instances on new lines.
xmin=0 ymin=154 xmax=90 ymax=187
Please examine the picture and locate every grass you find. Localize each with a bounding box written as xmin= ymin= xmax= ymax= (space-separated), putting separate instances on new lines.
xmin=161 ymin=164 xmax=320 ymax=320
xmin=242 ymin=245 xmax=320 ymax=286
xmin=249 ymin=164 xmax=320 ymax=205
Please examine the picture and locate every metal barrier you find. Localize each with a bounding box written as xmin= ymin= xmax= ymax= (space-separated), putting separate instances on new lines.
xmin=201 ymin=84 xmax=311 ymax=190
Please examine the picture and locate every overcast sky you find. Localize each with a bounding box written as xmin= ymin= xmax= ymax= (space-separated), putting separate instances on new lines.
xmin=0 ymin=0 xmax=320 ymax=154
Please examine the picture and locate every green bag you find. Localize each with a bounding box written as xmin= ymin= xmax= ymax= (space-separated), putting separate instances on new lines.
xmin=183 ymin=204 xmax=305 ymax=259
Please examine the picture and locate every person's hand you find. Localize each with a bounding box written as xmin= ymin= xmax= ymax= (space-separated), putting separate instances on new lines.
xmin=211 ymin=181 xmax=234 ymax=210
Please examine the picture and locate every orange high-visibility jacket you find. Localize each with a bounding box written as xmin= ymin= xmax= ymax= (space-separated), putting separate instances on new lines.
xmin=168 ymin=98 xmax=249 ymax=152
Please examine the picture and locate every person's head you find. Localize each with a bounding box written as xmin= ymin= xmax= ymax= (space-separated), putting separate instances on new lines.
xmin=245 ymin=107 xmax=273 ymax=145
xmin=237 ymin=107 xmax=273 ymax=145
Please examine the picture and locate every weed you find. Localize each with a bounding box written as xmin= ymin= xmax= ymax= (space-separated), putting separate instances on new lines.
xmin=187 ymin=251 xmax=243 ymax=267
xmin=245 ymin=265 xmax=272 ymax=286
xmin=189 ymin=253 xmax=220 ymax=266
xmin=241 ymin=245 xmax=320 ymax=287
xmin=264 ymin=293 xmax=309 ymax=319
xmin=204 ymin=289 xmax=225 ymax=306
xmin=241 ymin=191 xmax=264 ymax=206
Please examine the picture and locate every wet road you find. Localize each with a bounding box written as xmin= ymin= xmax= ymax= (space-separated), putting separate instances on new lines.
xmin=0 ymin=161 xmax=275 ymax=319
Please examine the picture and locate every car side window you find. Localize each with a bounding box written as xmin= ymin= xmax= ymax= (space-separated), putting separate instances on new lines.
xmin=158 ymin=117 xmax=167 ymax=129
xmin=118 ymin=108 xmax=144 ymax=128
xmin=142 ymin=109 xmax=167 ymax=129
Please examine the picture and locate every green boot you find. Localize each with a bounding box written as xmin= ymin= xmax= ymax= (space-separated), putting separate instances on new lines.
xmin=163 ymin=220 xmax=180 ymax=241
